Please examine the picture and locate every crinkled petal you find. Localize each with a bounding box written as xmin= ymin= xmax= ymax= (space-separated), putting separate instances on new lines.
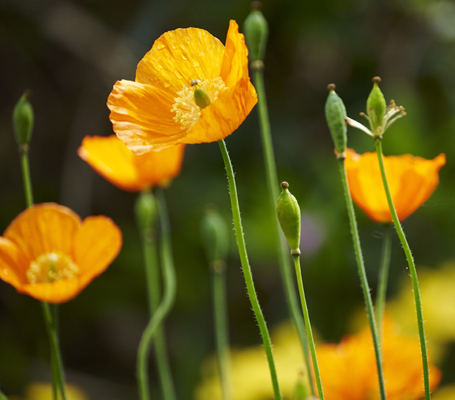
xmin=78 ymin=135 xmax=146 ymax=192
xmin=0 ymin=237 xmax=29 ymax=287
xmin=108 ymin=80 xmax=186 ymax=154
xmin=136 ymin=27 xmax=225 ymax=94
xmin=181 ymin=77 xmax=257 ymax=144
xmin=73 ymin=216 xmax=122 ymax=287
xmin=4 ymin=203 xmax=81 ymax=261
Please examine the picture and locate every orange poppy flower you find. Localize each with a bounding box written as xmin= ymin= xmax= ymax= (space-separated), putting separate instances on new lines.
xmin=0 ymin=203 xmax=122 ymax=304
xmin=317 ymin=318 xmax=441 ymax=400
xmin=107 ymin=20 xmax=257 ymax=154
xmin=78 ymin=135 xmax=185 ymax=192
xmin=345 ymin=148 xmax=445 ymax=223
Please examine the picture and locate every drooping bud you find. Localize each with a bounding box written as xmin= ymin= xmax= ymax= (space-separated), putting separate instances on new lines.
xmin=366 ymin=76 xmax=386 ymax=133
xmin=135 ymin=191 xmax=158 ymax=232
xmin=200 ymin=205 xmax=229 ymax=268
xmin=276 ymin=182 xmax=301 ymax=255
xmin=325 ymin=84 xmax=347 ymax=156
xmin=243 ymin=2 xmax=268 ymax=64
xmin=193 ymin=86 xmax=212 ymax=109
xmin=13 ymin=91 xmax=34 ymax=147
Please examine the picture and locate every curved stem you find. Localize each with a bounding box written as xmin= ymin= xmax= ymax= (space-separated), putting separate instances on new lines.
xmin=137 ymin=197 xmax=176 ymax=400
xmin=212 ymin=262 xmax=233 ymax=400
xmin=292 ymin=254 xmax=324 ymax=400
xmin=337 ymin=159 xmax=386 ymax=400
xmin=376 ymin=223 xmax=392 ymax=338
xmin=218 ymin=139 xmax=282 ymax=400
xmin=19 ymin=148 xmax=66 ymax=400
xmin=374 ymin=139 xmax=431 ymax=400
xmin=253 ymin=69 xmax=314 ymax=394
xmin=137 ymin=188 xmax=177 ymax=400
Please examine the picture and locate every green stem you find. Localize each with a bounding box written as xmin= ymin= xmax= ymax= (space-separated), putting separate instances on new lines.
xmin=137 ymin=188 xmax=177 ymax=400
xmin=19 ymin=148 xmax=66 ymax=400
xmin=218 ymin=139 xmax=282 ymax=400
xmin=41 ymin=303 xmax=67 ymax=400
xmin=337 ymin=158 xmax=386 ymax=400
xmin=212 ymin=262 xmax=233 ymax=400
xmin=374 ymin=139 xmax=431 ymax=400
xmin=137 ymin=200 xmax=176 ymax=400
xmin=375 ymin=223 xmax=392 ymax=338
xmin=292 ymin=254 xmax=324 ymax=400
xmin=253 ymin=68 xmax=314 ymax=394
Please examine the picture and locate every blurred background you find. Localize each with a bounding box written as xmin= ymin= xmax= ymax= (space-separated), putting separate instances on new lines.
xmin=1 ymin=0 xmax=455 ymax=398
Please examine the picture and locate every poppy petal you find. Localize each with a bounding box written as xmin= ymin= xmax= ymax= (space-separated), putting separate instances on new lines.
xmin=20 ymin=280 xmax=82 ymax=304
xmin=4 ymin=204 xmax=81 ymax=261
xmin=135 ymin=27 xmax=225 ymax=94
xmin=0 ymin=237 xmax=29 ymax=287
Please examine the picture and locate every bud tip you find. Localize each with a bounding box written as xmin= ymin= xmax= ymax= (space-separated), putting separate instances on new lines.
xmin=372 ymin=76 xmax=381 ymax=84
xmin=281 ymin=181 xmax=289 ymax=189
xmin=251 ymin=1 xmax=262 ymax=9
xmin=327 ymin=83 xmax=336 ymax=91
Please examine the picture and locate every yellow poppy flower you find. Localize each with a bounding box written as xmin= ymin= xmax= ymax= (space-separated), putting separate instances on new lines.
xmin=345 ymin=148 xmax=445 ymax=223
xmin=0 ymin=203 xmax=122 ymax=304
xmin=317 ymin=318 xmax=441 ymax=400
xmin=21 ymin=382 xmax=89 ymax=400
xmin=78 ymin=135 xmax=185 ymax=192
xmin=107 ymin=20 xmax=257 ymax=154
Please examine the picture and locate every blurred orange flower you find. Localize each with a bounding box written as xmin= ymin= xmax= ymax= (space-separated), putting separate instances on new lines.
xmin=0 ymin=203 xmax=122 ymax=304
xmin=317 ymin=318 xmax=441 ymax=400
xmin=345 ymin=148 xmax=445 ymax=223
xmin=78 ymin=135 xmax=185 ymax=192
xmin=107 ymin=20 xmax=257 ymax=154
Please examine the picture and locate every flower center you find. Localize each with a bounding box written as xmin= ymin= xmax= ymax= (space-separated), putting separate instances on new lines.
xmin=27 ymin=251 xmax=79 ymax=284
xmin=171 ymin=77 xmax=228 ymax=132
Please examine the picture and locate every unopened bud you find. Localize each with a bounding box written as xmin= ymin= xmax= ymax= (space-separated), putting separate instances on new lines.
xmin=243 ymin=2 xmax=268 ymax=63
xmin=277 ymin=182 xmax=301 ymax=254
xmin=13 ymin=91 xmax=34 ymax=147
xmin=135 ymin=191 xmax=158 ymax=232
xmin=200 ymin=205 xmax=229 ymax=266
xmin=367 ymin=76 xmax=386 ymax=132
xmin=292 ymin=368 xmax=312 ymax=400
xmin=325 ymin=84 xmax=347 ymax=155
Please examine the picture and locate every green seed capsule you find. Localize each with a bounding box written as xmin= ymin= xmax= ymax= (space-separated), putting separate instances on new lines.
xmin=367 ymin=76 xmax=386 ymax=132
xmin=276 ymin=182 xmax=301 ymax=254
xmin=193 ymin=86 xmax=212 ymax=109
xmin=200 ymin=206 xmax=229 ymax=266
xmin=243 ymin=4 xmax=268 ymax=63
xmin=13 ymin=92 xmax=34 ymax=147
xmin=325 ymin=84 xmax=347 ymax=155
xmin=135 ymin=191 xmax=158 ymax=232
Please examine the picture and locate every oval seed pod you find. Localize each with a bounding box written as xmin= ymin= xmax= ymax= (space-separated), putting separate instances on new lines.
xmin=200 ymin=206 xmax=230 ymax=265
xmin=243 ymin=3 xmax=269 ymax=63
xmin=13 ymin=92 xmax=34 ymax=147
xmin=325 ymin=84 xmax=347 ymax=155
xmin=135 ymin=191 xmax=158 ymax=232
xmin=367 ymin=76 xmax=386 ymax=132
xmin=276 ymin=182 xmax=301 ymax=254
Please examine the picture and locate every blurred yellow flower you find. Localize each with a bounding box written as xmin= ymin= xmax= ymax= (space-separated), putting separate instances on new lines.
xmin=433 ymin=385 xmax=455 ymax=400
xmin=107 ymin=20 xmax=257 ymax=154
xmin=317 ymin=318 xmax=441 ymax=400
xmin=345 ymin=148 xmax=445 ymax=223
xmin=13 ymin=382 xmax=89 ymax=400
xmin=78 ymin=135 xmax=185 ymax=192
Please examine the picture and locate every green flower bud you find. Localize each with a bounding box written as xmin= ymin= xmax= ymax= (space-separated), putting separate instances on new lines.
xmin=135 ymin=191 xmax=158 ymax=232
xmin=366 ymin=76 xmax=386 ymax=132
xmin=325 ymin=84 xmax=347 ymax=156
xmin=13 ymin=91 xmax=34 ymax=147
xmin=292 ymin=369 xmax=311 ymax=400
xmin=200 ymin=206 xmax=229 ymax=267
xmin=276 ymin=182 xmax=301 ymax=254
xmin=243 ymin=2 xmax=268 ymax=63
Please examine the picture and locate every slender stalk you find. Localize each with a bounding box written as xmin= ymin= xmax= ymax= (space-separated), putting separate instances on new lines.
xmin=292 ymin=254 xmax=324 ymax=400
xmin=253 ymin=68 xmax=314 ymax=394
xmin=337 ymin=158 xmax=386 ymax=400
xmin=138 ymin=203 xmax=176 ymax=400
xmin=41 ymin=303 xmax=67 ymax=400
xmin=374 ymin=139 xmax=431 ymax=400
xmin=218 ymin=139 xmax=282 ymax=400
xmin=137 ymin=188 xmax=177 ymax=400
xmin=375 ymin=223 xmax=392 ymax=338
xmin=19 ymin=147 xmax=66 ymax=400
